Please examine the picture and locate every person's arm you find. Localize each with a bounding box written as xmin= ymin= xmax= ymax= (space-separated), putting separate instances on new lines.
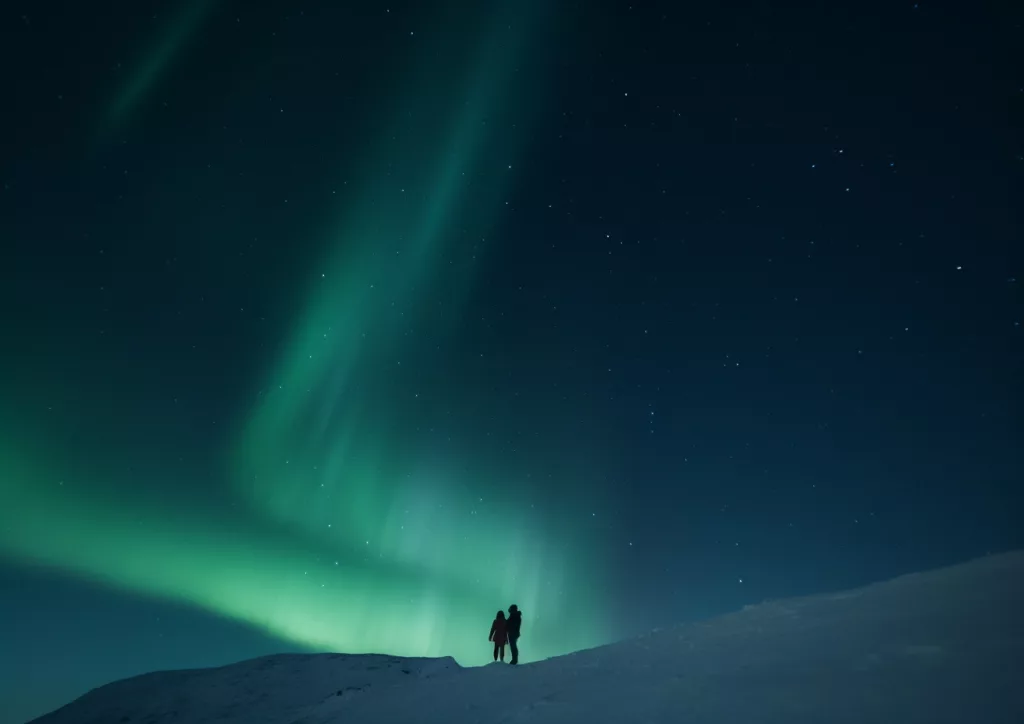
xmin=489 ymin=622 xmax=495 ymax=641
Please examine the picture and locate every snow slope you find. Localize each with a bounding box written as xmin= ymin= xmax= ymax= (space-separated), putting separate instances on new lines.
xmin=29 ymin=551 xmax=1024 ymax=724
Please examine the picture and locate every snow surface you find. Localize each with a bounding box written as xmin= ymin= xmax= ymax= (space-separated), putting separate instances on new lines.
xmin=28 ymin=551 xmax=1024 ymax=724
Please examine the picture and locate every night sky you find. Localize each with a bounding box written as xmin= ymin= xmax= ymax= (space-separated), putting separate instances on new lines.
xmin=1 ymin=1 xmax=1021 ymax=722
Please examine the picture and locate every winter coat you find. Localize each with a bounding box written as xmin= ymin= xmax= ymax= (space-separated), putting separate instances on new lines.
xmin=489 ymin=617 xmax=508 ymax=646
xmin=506 ymin=610 xmax=522 ymax=638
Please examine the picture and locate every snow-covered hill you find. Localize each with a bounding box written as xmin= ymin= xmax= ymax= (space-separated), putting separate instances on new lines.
xmin=29 ymin=551 xmax=1024 ymax=724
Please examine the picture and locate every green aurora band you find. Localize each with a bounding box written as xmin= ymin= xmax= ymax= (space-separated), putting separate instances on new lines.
xmin=0 ymin=3 xmax=610 ymax=666
xmin=102 ymin=0 xmax=218 ymax=135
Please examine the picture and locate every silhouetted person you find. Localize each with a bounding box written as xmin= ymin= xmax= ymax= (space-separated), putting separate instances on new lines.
xmin=489 ymin=610 xmax=508 ymax=661
xmin=506 ymin=604 xmax=522 ymax=664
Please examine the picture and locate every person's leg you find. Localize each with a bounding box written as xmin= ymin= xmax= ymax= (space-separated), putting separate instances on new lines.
xmin=493 ymin=642 xmax=499 ymax=661
xmin=509 ymin=635 xmax=519 ymax=664
xmin=499 ymin=643 xmax=505 ymax=661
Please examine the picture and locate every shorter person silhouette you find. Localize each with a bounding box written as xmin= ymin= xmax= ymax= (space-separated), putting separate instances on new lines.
xmin=488 ymin=610 xmax=508 ymax=662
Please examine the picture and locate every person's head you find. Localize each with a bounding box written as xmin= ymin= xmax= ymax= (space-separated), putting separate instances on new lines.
xmin=496 ymin=610 xmax=505 ymax=620
xmin=509 ymin=604 xmax=518 ymax=614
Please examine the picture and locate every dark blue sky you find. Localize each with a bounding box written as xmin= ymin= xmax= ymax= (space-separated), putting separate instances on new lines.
xmin=1 ymin=1 xmax=1021 ymax=722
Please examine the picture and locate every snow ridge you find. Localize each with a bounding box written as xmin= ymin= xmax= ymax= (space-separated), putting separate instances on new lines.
xmin=30 ymin=551 xmax=1024 ymax=724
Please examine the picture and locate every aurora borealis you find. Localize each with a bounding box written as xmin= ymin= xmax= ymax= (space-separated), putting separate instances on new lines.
xmin=2 ymin=0 xmax=607 ymax=666
xmin=2 ymin=1 xmax=1022 ymax=722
